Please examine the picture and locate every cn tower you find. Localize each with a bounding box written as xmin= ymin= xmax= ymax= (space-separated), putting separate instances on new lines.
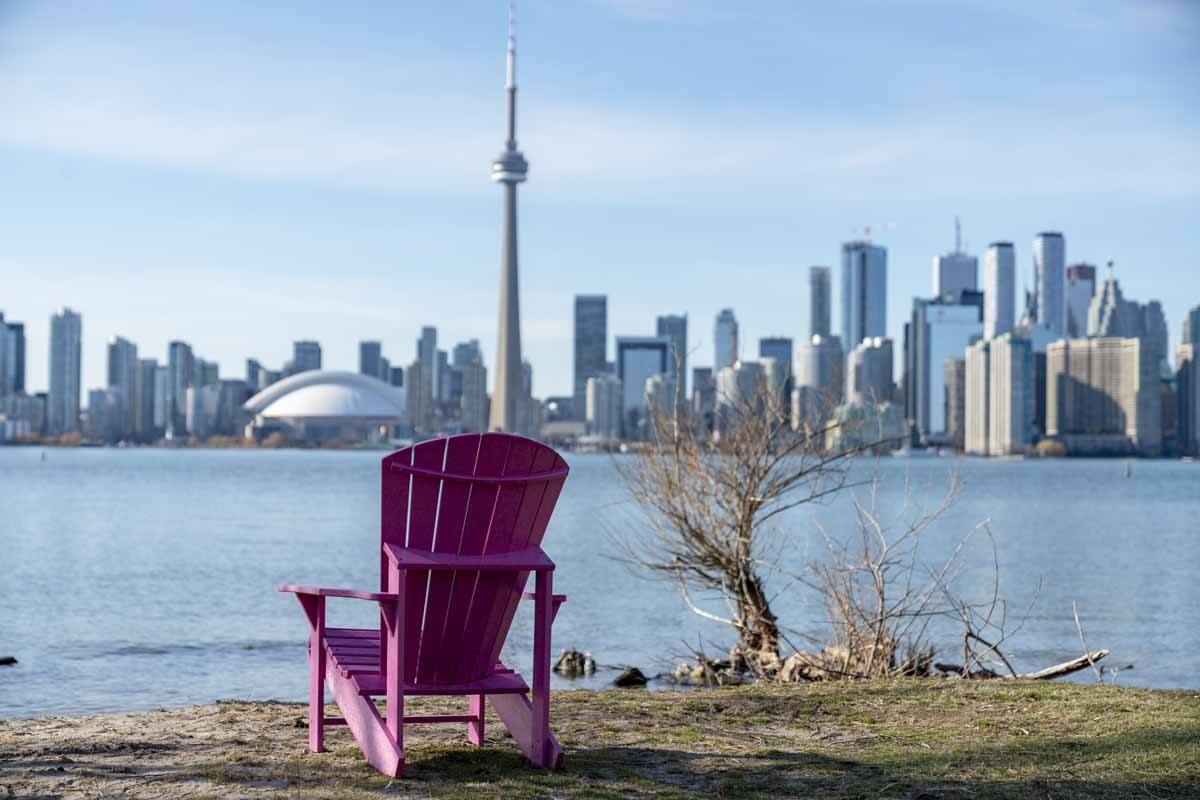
xmin=488 ymin=2 xmax=528 ymax=433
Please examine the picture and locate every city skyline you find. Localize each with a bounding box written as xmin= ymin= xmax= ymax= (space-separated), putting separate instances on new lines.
xmin=1 ymin=1 xmax=1198 ymax=395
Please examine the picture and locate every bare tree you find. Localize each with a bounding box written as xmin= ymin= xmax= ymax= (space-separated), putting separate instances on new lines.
xmin=617 ymin=371 xmax=896 ymax=675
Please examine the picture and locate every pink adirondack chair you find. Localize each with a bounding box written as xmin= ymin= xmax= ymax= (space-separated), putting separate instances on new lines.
xmin=278 ymin=433 xmax=569 ymax=777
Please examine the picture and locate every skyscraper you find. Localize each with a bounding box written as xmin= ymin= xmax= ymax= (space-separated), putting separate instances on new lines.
xmin=987 ymin=334 xmax=1034 ymax=456
xmin=1177 ymin=342 xmax=1199 ymax=456
xmin=905 ymin=291 xmax=983 ymax=444
xmin=47 ymin=307 xmax=82 ymax=436
xmin=1066 ymin=263 xmax=1097 ymax=338
xmin=616 ymin=336 xmax=670 ymax=439
xmin=460 ymin=357 xmax=489 ymax=433
xmin=167 ymin=340 xmax=194 ymax=436
xmin=417 ymin=326 xmax=438 ymax=408
xmin=134 ymin=358 xmax=158 ymax=441
xmin=983 ymin=241 xmax=1015 ymax=340
xmin=841 ymin=240 xmax=887 ymax=350
xmin=488 ymin=6 xmax=529 ymax=433
xmin=359 ymin=341 xmax=382 ymax=379
xmin=793 ymin=335 xmax=844 ymax=428
xmin=656 ymin=313 xmax=688 ymax=406
xmin=106 ymin=336 xmax=138 ymax=439
xmin=1046 ymin=337 xmax=1161 ymax=456
xmin=714 ymin=309 xmax=738 ymax=370
xmin=964 ymin=339 xmax=990 ymax=455
xmin=1033 ymin=231 xmax=1066 ymax=334
xmin=292 ymin=341 xmax=322 ymax=374
xmin=943 ymin=357 xmax=966 ymax=450
xmin=573 ymin=295 xmax=607 ymax=420
xmin=809 ymin=266 xmax=832 ymax=338
xmin=585 ymin=373 xmax=623 ymax=441
xmin=0 ymin=314 xmax=25 ymax=396
xmin=932 ymin=218 xmax=978 ymax=296
xmin=846 ymin=337 xmax=894 ymax=407
xmin=1184 ymin=305 xmax=1200 ymax=346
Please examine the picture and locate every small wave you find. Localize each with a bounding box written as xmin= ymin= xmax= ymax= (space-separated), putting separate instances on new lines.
xmin=66 ymin=640 xmax=301 ymax=660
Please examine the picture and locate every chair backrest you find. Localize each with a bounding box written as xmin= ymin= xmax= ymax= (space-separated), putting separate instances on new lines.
xmin=380 ymin=433 xmax=569 ymax=686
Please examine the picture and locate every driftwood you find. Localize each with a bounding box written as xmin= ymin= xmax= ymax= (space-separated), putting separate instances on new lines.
xmin=934 ymin=649 xmax=1109 ymax=680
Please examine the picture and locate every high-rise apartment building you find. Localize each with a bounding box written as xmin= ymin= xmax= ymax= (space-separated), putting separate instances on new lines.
xmin=809 ymin=266 xmax=832 ymax=338
xmin=905 ymin=290 xmax=983 ymax=444
xmin=987 ymin=334 xmax=1034 ymax=455
xmin=983 ymin=242 xmax=1015 ymax=340
xmin=841 ymin=241 xmax=887 ymax=350
xmin=1046 ymin=337 xmax=1161 ymax=456
xmin=0 ymin=313 xmax=25 ymax=396
xmin=616 ymin=336 xmax=670 ymax=439
xmin=1066 ymin=263 xmax=1097 ymax=337
xmin=572 ymin=295 xmax=608 ymax=421
xmin=691 ymin=367 xmax=715 ymax=427
xmin=47 ymin=307 xmax=82 ymax=436
xmin=714 ymin=309 xmax=738 ymax=370
xmin=793 ymin=335 xmax=844 ymax=429
xmin=585 ymin=373 xmax=623 ymax=441
xmin=846 ymin=337 xmax=893 ymax=407
xmin=1177 ymin=343 xmax=1199 ymax=456
xmin=106 ymin=336 xmax=139 ymax=439
xmin=943 ymin=357 xmax=966 ymax=450
xmin=656 ymin=313 xmax=688 ymax=406
xmin=134 ymin=358 xmax=158 ymax=441
xmin=1033 ymin=232 xmax=1066 ymax=334
xmin=964 ymin=340 xmax=990 ymax=455
xmin=417 ymin=326 xmax=438 ymax=408
xmin=460 ymin=357 xmax=488 ymax=433
xmin=167 ymin=340 xmax=194 ymax=436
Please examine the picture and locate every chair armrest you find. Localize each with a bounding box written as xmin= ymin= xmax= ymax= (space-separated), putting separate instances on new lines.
xmin=277 ymin=584 xmax=400 ymax=603
xmin=522 ymin=592 xmax=567 ymax=605
xmin=383 ymin=543 xmax=555 ymax=572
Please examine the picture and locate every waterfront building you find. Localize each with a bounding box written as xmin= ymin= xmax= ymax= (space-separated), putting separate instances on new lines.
xmin=153 ymin=365 xmax=170 ymax=432
xmin=488 ymin=9 xmax=529 ymax=434
xmin=86 ymin=388 xmax=119 ymax=442
xmin=932 ymin=219 xmax=977 ymax=296
xmin=0 ymin=313 xmax=25 ymax=396
xmin=616 ymin=336 xmax=670 ymax=439
xmin=715 ymin=360 xmax=767 ymax=429
xmin=185 ymin=384 xmax=220 ymax=439
xmin=825 ymin=401 xmax=905 ymax=453
xmin=841 ymin=240 xmax=887 ymax=350
xmin=359 ymin=341 xmax=382 ymax=380
xmin=964 ymin=339 xmax=990 ymax=455
xmin=47 ymin=307 xmax=82 ymax=436
xmin=846 ymin=337 xmax=894 ymax=408
xmin=134 ymin=358 xmax=158 ymax=441
xmin=905 ymin=290 xmax=983 ymax=445
xmin=1046 ymin=337 xmax=1161 ymax=456
xmin=406 ymin=360 xmax=431 ymax=433
xmin=215 ymin=379 xmax=249 ymax=436
xmin=793 ymin=334 xmax=843 ymax=430
xmin=245 ymin=359 xmax=264 ymax=393
xmin=585 ymin=373 xmax=622 ymax=441
xmin=452 ymin=340 xmax=483 ymax=369
xmin=983 ymin=242 xmax=1015 ymax=340
xmin=809 ymin=266 xmax=832 ymax=338
xmin=988 ymin=334 xmax=1034 ymax=455
xmin=656 ymin=313 xmax=688 ymax=408
xmin=1033 ymin=232 xmax=1066 ymax=334
xmin=572 ymin=294 xmax=608 ymax=421
xmin=106 ymin=336 xmax=138 ymax=440
xmin=389 ymin=366 xmax=404 ymax=388
xmin=243 ymin=370 xmax=404 ymax=444
xmin=1178 ymin=343 xmax=1199 ymax=456
xmin=690 ymin=367 xmax=715 ymax=430
xmin=1087 ymin=264 xmax=1170 ymax=375
xmin=1066 ymin=263 xmax=1097 ymax=337
xmin=517 ymin=359 xmax=537 ymax=437
xmin=714 ymin=309 xmax=738 ymax=370
xmin=943 ymin=357 xmax=966 ymax=450
xmin=167 ymin=341 xmax=194 ymax=436
xmin=460 ymin=357 xmax=488 ymax=433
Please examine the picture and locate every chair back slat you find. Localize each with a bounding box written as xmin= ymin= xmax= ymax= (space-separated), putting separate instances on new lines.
xmin=415 ymin=433 xmax=480 ymax=683
xmin=380 ymin=433 xmax=568 ymax=687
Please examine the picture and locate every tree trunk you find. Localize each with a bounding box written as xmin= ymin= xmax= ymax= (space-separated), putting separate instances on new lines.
xmin=732 ymin=569 xmax=781 ymax=675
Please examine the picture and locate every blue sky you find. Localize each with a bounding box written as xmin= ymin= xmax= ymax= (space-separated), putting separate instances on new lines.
xmin=1 ymin=0 xmax=1197 ymax=396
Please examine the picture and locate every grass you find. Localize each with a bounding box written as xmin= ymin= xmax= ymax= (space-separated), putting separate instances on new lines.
xmin=2 ymin=680 xmax=1198 ymax=798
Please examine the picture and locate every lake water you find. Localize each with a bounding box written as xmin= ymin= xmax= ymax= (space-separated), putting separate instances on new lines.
xmin=1 ymin=448 xmax=1197 ymax=718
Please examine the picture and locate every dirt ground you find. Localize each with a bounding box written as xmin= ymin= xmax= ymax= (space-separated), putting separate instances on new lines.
xmin=2 ymin=681 xmax=1198 ymax=799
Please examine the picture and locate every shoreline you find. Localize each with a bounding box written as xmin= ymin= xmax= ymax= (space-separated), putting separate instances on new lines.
xmin=3 ymin=681 xmax=1197 ymax=799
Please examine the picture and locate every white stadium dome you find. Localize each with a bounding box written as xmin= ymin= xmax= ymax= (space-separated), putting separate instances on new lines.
xmin=243 ymin=370 xmax=405 ymax=423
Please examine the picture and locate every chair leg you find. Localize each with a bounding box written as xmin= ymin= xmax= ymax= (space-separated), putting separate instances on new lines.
xmin=468 ymin=694 xmax=486 ymax=746
xmin=531 ymin=571 xmax=552 ymax=767
xmin=299 ymin=595 xmax=326 ymax=753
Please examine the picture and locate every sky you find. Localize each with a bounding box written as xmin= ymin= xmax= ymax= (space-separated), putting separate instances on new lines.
xmin=1 ymin=0 xmax=1198 ymax=397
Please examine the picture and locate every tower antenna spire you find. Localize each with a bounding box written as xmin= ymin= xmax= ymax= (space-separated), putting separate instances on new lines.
xmin=505 ymin=0 xmax=518 ymax=147
xmin=954 ymin=215 xmax=962 ymax=254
